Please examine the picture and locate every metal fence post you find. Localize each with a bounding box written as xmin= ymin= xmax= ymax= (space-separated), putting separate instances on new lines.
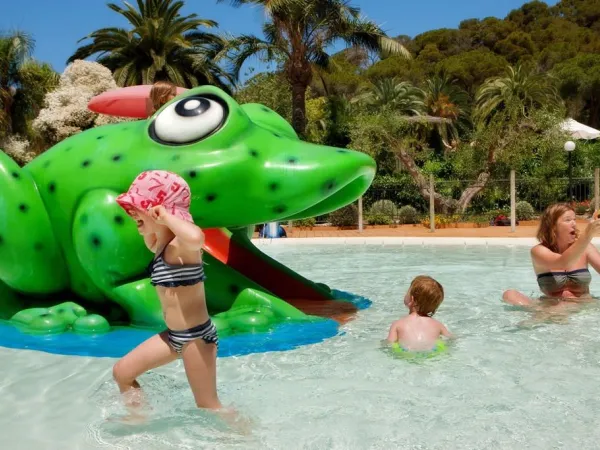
xmin=510 ymin=169 xmax=516 ymax=232
xmin=595 ymin=168 xmax=599 ymax=213
xmin=358 ymin=196 xmax=363 ymax=232
xmin=429 ymin=174 xmax=435 ymax=232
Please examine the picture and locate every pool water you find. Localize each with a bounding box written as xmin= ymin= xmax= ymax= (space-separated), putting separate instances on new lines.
xmin=3 ymin=243 xmax=600 ymax=449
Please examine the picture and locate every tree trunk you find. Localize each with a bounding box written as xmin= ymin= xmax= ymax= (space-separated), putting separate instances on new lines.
xmin=456 ymin=171 xmax=491 ymax=212
xmin=394 ymin=144 xmax=490 ymax=214
xmin=291 ymin=82 xmax=308 ymax=137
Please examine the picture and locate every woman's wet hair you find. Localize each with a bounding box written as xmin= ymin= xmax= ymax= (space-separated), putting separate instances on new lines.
xmin=148 ymin=80 xmax=177 ymax=115
xmin=537 ymin=203 xmax=578 ymax=252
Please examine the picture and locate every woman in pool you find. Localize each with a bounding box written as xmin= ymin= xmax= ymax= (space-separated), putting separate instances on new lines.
xmin=503 ymin=203 xmax=600 ymax=310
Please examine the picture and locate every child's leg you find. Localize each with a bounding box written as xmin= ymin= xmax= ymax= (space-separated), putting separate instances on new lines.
xmin=112 ymin=331 xmax=178 ymax=405
xmin=502 ymin=289 xmax=533 ymax=306
xmin=180 ymin=339 xmax=222 ymax=409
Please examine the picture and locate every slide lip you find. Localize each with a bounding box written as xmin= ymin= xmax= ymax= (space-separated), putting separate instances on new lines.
xmin=88 ymin=85 xmax=188 ymax=118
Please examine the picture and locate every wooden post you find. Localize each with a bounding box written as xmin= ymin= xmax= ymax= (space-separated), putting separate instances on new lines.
xmin=429 ymin=174 xmax=435 ymax=233
xmin=595 ymin=168 xmax=599 ymax=213
xmin=358 ymin=196 xmax=363 ymax=232
xmin=510 ymin=169 xmax=516 ymax=232
xmin=288 ymin=220 xmax=293 ymax=235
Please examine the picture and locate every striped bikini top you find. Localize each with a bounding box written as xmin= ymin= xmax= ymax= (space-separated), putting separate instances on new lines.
xmin=536 ymin=268 xmax=591 ymax=294
xmin=149 ymin=240 xmax=206 ymax=288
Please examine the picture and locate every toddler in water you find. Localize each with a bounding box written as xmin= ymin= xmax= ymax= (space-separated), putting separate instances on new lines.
xmin=386 ymin=275 xmax=452 ymax=351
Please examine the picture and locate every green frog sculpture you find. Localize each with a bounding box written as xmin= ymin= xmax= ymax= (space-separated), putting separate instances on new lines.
xmin=0 ymin=85 xmax=375 ymax=354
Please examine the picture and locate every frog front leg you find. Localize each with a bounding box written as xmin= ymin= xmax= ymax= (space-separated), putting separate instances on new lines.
xmin=0 ymin=150 xmax=69 ymax=296
xmin=72 ymin=189 xmax=165 ymax=329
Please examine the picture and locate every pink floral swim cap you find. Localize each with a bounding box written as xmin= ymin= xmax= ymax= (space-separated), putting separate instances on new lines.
xmin=116 ymin=170 xmax=193 ymax=222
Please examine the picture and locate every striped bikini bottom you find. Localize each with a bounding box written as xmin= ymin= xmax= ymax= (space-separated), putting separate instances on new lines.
xmin=166 ymin=318 xmax=219 ymax=354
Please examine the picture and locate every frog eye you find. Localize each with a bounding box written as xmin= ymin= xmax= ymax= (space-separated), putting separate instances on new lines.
xmin=150 ymin=95 xmax=226 ymax=144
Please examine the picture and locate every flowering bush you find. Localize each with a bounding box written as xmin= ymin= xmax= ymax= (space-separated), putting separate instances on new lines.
xmin=571 ymin=200 xmax=590 ymax=215
xmin=33 ymin=60 xmax=132 ymax=145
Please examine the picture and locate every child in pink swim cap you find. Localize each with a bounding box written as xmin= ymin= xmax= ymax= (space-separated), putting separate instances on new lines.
xmin=113 ymin=170 xmax=226 ymax=418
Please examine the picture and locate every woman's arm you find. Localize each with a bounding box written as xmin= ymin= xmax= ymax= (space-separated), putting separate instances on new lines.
xmin=586 ymin=244 xmax=600 ymax=274
xmin=531 ymin=220 xmax=600 ymax=270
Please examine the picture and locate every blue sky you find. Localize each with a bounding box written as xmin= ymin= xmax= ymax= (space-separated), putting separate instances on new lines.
xmin=3 ymin=0 xmax=559 ymax=82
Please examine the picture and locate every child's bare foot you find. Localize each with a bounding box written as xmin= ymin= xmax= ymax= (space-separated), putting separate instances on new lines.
xmin=106 ymin=411 xmax=148 ymax=425
xmin=215 ymin=406 xmax=254 ymax=436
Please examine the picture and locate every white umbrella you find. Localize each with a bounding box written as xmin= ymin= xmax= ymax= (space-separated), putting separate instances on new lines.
xmin=560 ymin=118 xmax=600 ymax=140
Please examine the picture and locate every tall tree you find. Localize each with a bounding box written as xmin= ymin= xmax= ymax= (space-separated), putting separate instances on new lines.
xmin=219 ymin=0 xmax=410 ymax=135
xmin=0 ymin=30 xmax=59 ymax=140
xmin=68 ymin=0 xmax=234 ymax=90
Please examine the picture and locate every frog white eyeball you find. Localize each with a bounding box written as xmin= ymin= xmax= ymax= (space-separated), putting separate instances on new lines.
xmin=152 ymin=96 xmax=225 ymax=143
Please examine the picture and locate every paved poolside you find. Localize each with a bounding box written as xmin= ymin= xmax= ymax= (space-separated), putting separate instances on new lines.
xmin=253 ymin=223 xmax=590 ymax=239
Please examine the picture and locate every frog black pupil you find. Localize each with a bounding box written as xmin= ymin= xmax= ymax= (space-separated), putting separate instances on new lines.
xmin=175 ymin=97 xmax=210 ymax=117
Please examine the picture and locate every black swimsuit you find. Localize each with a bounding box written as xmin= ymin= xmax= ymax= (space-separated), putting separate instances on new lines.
xmin=148 ymin=241 xmax=218 ymax=353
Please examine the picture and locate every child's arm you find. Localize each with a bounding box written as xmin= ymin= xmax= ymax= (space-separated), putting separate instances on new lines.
xmin=440 ymin=323 xmax=454 ymax=339
xmin=150 ymin=206 xmax=204 ymax=250
xmin=386 ymin=322 xmax=400 ymax=343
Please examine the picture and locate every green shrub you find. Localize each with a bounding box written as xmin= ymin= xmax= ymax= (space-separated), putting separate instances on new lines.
xmin=329 ymin=204 xmax=358 ymax=227
xmin=366 ymin=213 xmax=392 ymax=225
xmin=515 ymin=201 xmax=535 ymax=220
xmin=397 ymin=205 xmax=419 ymax=224
xmin=367 ymin=199 xmax=399 ymax=218
xmin=293 ymin=217 xmax=316 ymax=228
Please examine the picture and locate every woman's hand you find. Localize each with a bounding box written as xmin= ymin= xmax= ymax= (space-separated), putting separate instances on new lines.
xmin=584 ymin=210 xmax=600 ymax=238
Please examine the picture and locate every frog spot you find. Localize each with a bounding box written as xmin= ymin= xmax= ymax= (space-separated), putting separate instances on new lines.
xmin=273 ymin=205 xmax=287 ymax=214
xmin=112 ymin=154 xmax=122 ymax=162
xmin=269 ymin=182 xmax=280 ymax=192
xmin=114 ymin=215 xmax=124 ymax=225
xmin=206 ymin=194 xmax=217 ymax=203
xmin=249 ymin=150 xmax=259 ymax=158
xmin=81 ymin=160 xmax=92 ymax=168
xmin=91 ymin=236 xmax=102 ymax=248
xmin=48 ymin=182 xmax=56 ymax=193
xmin=229 ymin=284 xmax=241 ymax=295
xmin=337 ymin=149 xmax=349 ymax=154
xmin=11 ymin=172 xmax=19 ymax=179
xmin=80 ymin=215 xmax=88 ymax=225
xmin=188 ymin=170 xmax=197 ymax=179
xmin=288 ymin=157 xmax=298 ymax=164
xmin=19 ymin=203 xmax=28 ymax=213
xmin=323 ymin=179 xmax=336 ymax=193
xmin=172 ymin=154 xmax=181 ymax=161
xmin=43 ymin=161 xmax=51 ymax=168
xmin=0 ymin=235 xmax=4 ymax=245
xmin=96 ymin=135 xmax=104 ymax=140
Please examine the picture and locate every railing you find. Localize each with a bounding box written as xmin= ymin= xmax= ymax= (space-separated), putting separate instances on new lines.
xmin=289 ymin=169 xmax=600 ymax=231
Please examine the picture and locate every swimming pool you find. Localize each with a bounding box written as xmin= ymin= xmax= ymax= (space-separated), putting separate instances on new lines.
xmin=3 ymin=241 xmax=600 ymax=449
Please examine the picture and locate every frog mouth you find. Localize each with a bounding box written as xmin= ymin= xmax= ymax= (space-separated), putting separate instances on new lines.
xmin=279 ymin=166 xmax=375 ymax=221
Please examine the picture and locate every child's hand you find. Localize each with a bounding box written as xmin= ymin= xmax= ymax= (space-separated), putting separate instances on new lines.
xmin=148 ymin=205 xmax=169 ymax=224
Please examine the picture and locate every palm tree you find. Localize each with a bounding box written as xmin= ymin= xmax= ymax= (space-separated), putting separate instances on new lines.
xmin=67 ymin=0 xmax=234 ymax=90
xmin=351 ymin=77 xmax=424 ymax=115
xmin=0 ymin=30 xmax=59 ymax=139
xmin=474 ymin=64 xmax=562 ymax=126
xmin=422 ymin=74 xmax=471 ymax=148
xmin=219 ymin=0 xmax=410 ymax=135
